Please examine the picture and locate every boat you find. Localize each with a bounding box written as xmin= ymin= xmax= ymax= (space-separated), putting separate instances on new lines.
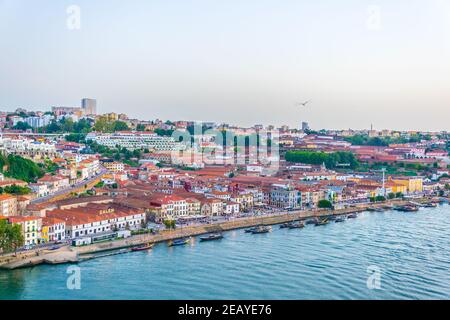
xmin=245 ymin=226 xmax=259 ymax=233
xmin=395 ymin=205 xmax=419 ymax=212
xmin=347 ymin=213 xmax=358 ymax=219
xmin=306 ymin=218 xmax=319 ymax=225
xmin=314 ymin=218 xmax=329 ymax=226
xmin=169 ymin=237 xmax=191 ymax=246
xmin=288 ymin=221 xmax=305 ymax=229
xmin=335 ymin=216 xmax=346 ymax=223
xmin=423 ymin=203 xmax=437 ymax=208
xmin=200 ymin=233 xmax=224 ymax=241
xmin=251 ymin=226 xmax=271 ymax=234
xmin=366 ymin=207 xmax=376 ymax=212
xmin=403 ymin=205 xmax=419 ymax=212
xmin=131 ymin=243 xmax=154 ymax=251
xmin=279 ymin=223 xmax=291 ymax=229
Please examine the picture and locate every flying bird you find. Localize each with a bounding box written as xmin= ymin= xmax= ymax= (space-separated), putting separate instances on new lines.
xmin=296 ymin=100 xmax=311 ymax=107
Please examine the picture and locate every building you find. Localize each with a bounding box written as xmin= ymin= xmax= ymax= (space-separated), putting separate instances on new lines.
xmin=0 ymin=194 xmax=18 ymax=217
xmin=81 ymin=98 xmax=97 ymax=116
xmin=52 ymin=106 xmax=82 ymax=116
xmin=301 ymin=122 xmax=309 ymax=131
xmin=25 ymin=114 xmax=54 ymax=128
xmin=8 ymin=216 xmax=42 ymax=246
xmin=270 ymin=184 xmax=302 ymax=209
xmin=86 ymin=131 xmax=181 ymax=152
xmin=100 ymin=159 xmax=125 ymax=172
xmin=390 ymin=177 xmax=424 ymax=194
xmin=41 ymin=217 xmax=66 ymax=242
xmin=47 ymin=203 xmax=145 ymax=239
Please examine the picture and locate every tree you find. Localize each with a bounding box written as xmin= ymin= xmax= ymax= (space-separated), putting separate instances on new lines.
xmin=375 ymin=195 xmax=386 ymax=202
xmin=13 ymin=121 xmax=32 ymax=131
xmin=285 ymin=151 xmax=359 ymax=169
xmin=113 ymin=121 xmax=129 ymax=132
xmin=136 ymin=124 xmax=146 ymax=131
xmin=0 ymin=220 xmax=24 ymax=253
xmin=387 ymin=192 xmax=396 ymax=200
xmin=163 ymin=219 xmax=176 ymax=229
xmin=65 ymin=133 xmax=86 ymax=143
xmin=318 ymin=199 xmax=333 ymax=209
xmin=3 ymin=185 xmax=32 ymax=195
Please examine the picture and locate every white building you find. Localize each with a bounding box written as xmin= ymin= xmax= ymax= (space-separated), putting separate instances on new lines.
xmin=86 ymin=131 xmax=182 ymax=151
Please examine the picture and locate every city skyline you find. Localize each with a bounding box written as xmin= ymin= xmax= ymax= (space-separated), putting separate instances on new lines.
xmin=1 ymin=0 xmax=450 ymax=131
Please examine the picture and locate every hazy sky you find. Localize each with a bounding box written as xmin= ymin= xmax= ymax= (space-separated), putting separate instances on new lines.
xmin=1 ymin=0 xmax=450 ymax=131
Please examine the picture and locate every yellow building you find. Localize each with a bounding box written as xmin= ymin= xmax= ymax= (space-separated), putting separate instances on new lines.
xmin=390 ymin=177 xmax=423 ymax=194
xmin=41 ymin=225 xmax=49 ymax=243
xmin=385 ymin=181 xmax=408 ymax=194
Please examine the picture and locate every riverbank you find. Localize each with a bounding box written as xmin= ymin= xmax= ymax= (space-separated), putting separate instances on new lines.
xmin=0 ymin=197 xmax=441 ymax=270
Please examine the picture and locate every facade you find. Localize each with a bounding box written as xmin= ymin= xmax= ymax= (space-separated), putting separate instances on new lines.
xmin=42 ymin=217 xmax=66 ymax=242
xmin=81 ymin=98 xmax=97 ymax=116
xmin=48 ymin=205 xmax=145 ymax=239
xmin=0 ymin=194 xmax=18 ymax=217
xmin=390 ymin=177 xmax=424 ymax=194
xmin=101 ymin=160 xmax=125 ymax=172
xmin=8 ymin=216 xmax=42 ymax=246
xmin=86 ymin=131 xmax=181 ymax=151
xmin=25 ymin=115 xmax=54 ymax=128
xmin=270 ymin=185 xmax=302 ymax=209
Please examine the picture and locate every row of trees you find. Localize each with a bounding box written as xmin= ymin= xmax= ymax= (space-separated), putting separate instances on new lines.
xmin=39 ymin=118 xmax=93 ymax=134
xmin=0 ymin=220 xmax=24 ymax=253
xmin=93 ymin=119 xmax=129 ymax=133
xmin=0 ymin=185 xmax=32 ymax=195
xmin=285 ymin=151 xmax=359 ymax=169
xmin=344 ymin=134 xmax=432 ymax=147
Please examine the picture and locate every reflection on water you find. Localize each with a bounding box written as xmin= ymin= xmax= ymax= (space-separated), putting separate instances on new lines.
xmin=1 ymin=205 xmax=450 ymax=300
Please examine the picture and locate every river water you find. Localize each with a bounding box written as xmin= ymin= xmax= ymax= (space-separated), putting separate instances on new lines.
xmin=1 ymin=205 xmax=449 ymax=300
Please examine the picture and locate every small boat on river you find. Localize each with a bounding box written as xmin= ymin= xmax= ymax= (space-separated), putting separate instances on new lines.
xmin=335 ymin=216 xmax=346 ymax=223
xmin=306 ymin=218 xmax=319 ymax=225
xmin=288 ymin=221 xmax=305 ymax=229
xmin=314 ymin=218 xmax=329 ymax=226
xmin=200 ymin=233 xmax=224 ymax=241
xmin=251 ymin=226 xmax=271 ymax=234
xmin=169 ymin=237 xmax=191 ymax=247
xmin=131 ymin=243 xmax=154 ymax=252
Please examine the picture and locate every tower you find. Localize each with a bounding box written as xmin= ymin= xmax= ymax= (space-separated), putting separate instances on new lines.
xmin=81 ymin=98 xmax=97 ymax=116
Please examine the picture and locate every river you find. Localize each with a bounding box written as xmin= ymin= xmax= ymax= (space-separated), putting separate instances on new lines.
xmin=1 ymin=205 xmax=449 ymax=300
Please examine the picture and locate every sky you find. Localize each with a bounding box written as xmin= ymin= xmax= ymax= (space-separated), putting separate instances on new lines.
xmin=1 ymin=0 xmax=450 ymax=131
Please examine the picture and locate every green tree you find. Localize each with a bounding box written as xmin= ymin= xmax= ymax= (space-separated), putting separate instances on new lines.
xmin=285 ymin=151 xmax=359 ymax=169
xmin=0 ymin=220 xmax=24 ymax=253
xmin=318 ymin=199 xmax=333 ymax=209
xmin=13 ymin=121 xmax=32 ymax=131
xmin=113 ymin=121 xmax=129 ymax=132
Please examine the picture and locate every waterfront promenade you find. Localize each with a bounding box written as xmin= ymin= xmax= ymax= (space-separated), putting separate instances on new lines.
xmin=0 ymin=199 xmax=424 ymax=270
